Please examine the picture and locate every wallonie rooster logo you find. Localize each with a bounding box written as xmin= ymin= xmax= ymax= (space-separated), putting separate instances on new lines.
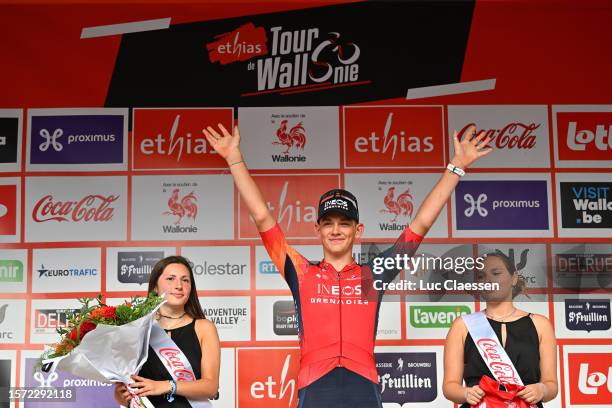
xmin=380 ymin=187 xmax=413 ymax=222
xmin=273 ymin=120 xmax=306 ymax=154
xmin=164 ymin=188 xmax=198 ymax=224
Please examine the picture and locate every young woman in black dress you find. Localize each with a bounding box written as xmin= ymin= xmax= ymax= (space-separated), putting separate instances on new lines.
xmin=114 ymin=256 xmax=220 ymax=407
xmin=443 ymin=252 xmax=558 ymax=407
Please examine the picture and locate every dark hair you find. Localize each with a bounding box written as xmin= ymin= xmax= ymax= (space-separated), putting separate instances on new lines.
xmin=483 ymin=251 xmax=528 ymax=298
xmin=148 ymin=255 xmax=206 ymax=319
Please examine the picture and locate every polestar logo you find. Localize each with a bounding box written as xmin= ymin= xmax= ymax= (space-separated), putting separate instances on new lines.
xmin=464 ymin=193 xmax=488 ymax=217
xmin=39 ymin=129 xmax=63 ymax=152
xmin=0 ymin=136 xmax=5 ymax=146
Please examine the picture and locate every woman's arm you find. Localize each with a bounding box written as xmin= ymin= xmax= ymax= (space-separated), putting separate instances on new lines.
xmin=517 ymin=314 xmax=559 ymax=403
xmin=174 ymin=319 xmax=221 ymax=399
xmin=443 ymin=317 xmax=484 ymax=405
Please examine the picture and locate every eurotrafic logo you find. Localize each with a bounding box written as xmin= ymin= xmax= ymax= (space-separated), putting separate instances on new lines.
xmin=409 ymin=305 xmax=470 ymax=328
xmin=0 ymin=260 xmax=23 ymax=283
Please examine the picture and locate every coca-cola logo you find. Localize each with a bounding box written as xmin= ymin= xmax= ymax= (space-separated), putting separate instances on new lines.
xmin=159 ymin=348 xmax=196 ymax=381
xmin=457 ymin=122 xmax=538 ymax=149
xmin=476 ymin=338 xmax=521 ymax=385
xmin=32 ymin=194 xmax=118 ymax=223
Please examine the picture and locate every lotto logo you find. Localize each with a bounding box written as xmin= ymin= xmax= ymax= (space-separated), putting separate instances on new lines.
xmin=568 ymin=353 xmax=612 ymax=405
xmin=556 ymin=111 xmax=612 ymax=162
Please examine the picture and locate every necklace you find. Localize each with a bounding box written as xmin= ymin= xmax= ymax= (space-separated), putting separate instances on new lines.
xmin=485 ymin=307 xmax=516 ymax=322
xmin=158 ymin=311 xmax=187 ymax=319
xmin=157 ymin=311 xmax=187 ymax=333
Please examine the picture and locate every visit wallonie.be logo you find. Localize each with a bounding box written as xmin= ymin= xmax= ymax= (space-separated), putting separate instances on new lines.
xmin=560 ymin=182 xmax=612 ymax=228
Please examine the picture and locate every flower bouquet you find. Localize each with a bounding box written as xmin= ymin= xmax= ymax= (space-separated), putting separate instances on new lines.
xmin=40 ymin=293 xmax=166 ymax=408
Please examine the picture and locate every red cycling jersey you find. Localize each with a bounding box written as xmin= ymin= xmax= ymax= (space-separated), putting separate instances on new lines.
xmin=260 ymin=223 xmax=423 ymax=389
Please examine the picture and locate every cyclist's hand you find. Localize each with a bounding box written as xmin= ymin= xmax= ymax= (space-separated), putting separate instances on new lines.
xmin=203 ymin=124 xmax=242 ymax=164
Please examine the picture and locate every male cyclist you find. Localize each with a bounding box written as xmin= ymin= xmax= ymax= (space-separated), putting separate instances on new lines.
xmin=203 ymin=123 xmax=491 ymax=407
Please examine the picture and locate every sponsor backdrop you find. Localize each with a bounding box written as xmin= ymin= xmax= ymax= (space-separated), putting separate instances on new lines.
xmin=0 ymin=1 xmax=611 ymax=407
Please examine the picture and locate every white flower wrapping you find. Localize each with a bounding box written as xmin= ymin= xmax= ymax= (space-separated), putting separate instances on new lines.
xmin=41 ymin=299 xmax=166 ymax=408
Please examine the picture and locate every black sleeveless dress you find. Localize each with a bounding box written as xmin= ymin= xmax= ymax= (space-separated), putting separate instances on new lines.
xmin=138 ymin=319 xmax=202 ymax=408
xmin=461 ymin=314 xmax=544 ymax=408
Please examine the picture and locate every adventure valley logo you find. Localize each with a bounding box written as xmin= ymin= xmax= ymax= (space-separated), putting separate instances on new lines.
xmin=206 ymin=23 xmax=363 ymax=93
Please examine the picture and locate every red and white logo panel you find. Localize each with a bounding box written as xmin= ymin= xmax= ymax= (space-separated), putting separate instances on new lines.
xmin=239 ymin=174 xmax=340 ymax=239
xmin=25 ymin=176 xmax=127 ymax=242
xmin=345 ymin=173 xmax=448 ymax=238
xmin=447 ymin=105 xmax=550 ymax=168
xmin=343 ymin=105 xmax=445 ymax=168
xmin=564 ymin=345 xmax=612 ymax=407
xmin=237 ymin=348 xmax=300 ymax=408
xmin=132 ymin=108 xmax=233 ymax=170
xmin=132 ymin=175 xmax=234 ymax=241
xmin=238 ymin=107 xmax=340 ymax=169
xmin=0 ymin=178 xmax=20 ymax=243
xmin=553 ymin=105 xmax=612 ymax=168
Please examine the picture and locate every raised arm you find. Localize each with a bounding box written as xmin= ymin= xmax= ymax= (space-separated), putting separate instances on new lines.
xmin=409 ymin=126 xmax=492 ymax=237
xmin=203 ymin=124 xmax=275 ymax=232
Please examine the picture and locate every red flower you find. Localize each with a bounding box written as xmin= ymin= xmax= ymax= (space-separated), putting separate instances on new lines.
xmin=67 ymin=321 xmax=97 ymax=342
xmin=90 ymin=305 xmax=117 ymax=320
xmin=54 ymin=341 xmax=75 ymax=355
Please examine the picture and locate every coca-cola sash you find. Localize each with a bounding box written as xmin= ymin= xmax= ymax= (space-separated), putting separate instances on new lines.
xmin=462 ymin=311 xmax=524 ymax=386
xmin=149 ymin=321 xmax=212 ymax=408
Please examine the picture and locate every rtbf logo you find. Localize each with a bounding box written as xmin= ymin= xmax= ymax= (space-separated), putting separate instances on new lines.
xmin=132 ymin=109 xmax=232 ymax=170
xmin=344 ymin=106 xmax=443 ymax=168
xmin=557 ymin=111 xmax=612 ymax=161
xmin=568 ymin=353 xmax=612 ymax=405
xmin=238 ymin=348 xmax=299 ymax=408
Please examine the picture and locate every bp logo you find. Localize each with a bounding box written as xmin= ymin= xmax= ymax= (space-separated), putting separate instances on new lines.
xmin=410 ymin=305 xmax=471 ymax=328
